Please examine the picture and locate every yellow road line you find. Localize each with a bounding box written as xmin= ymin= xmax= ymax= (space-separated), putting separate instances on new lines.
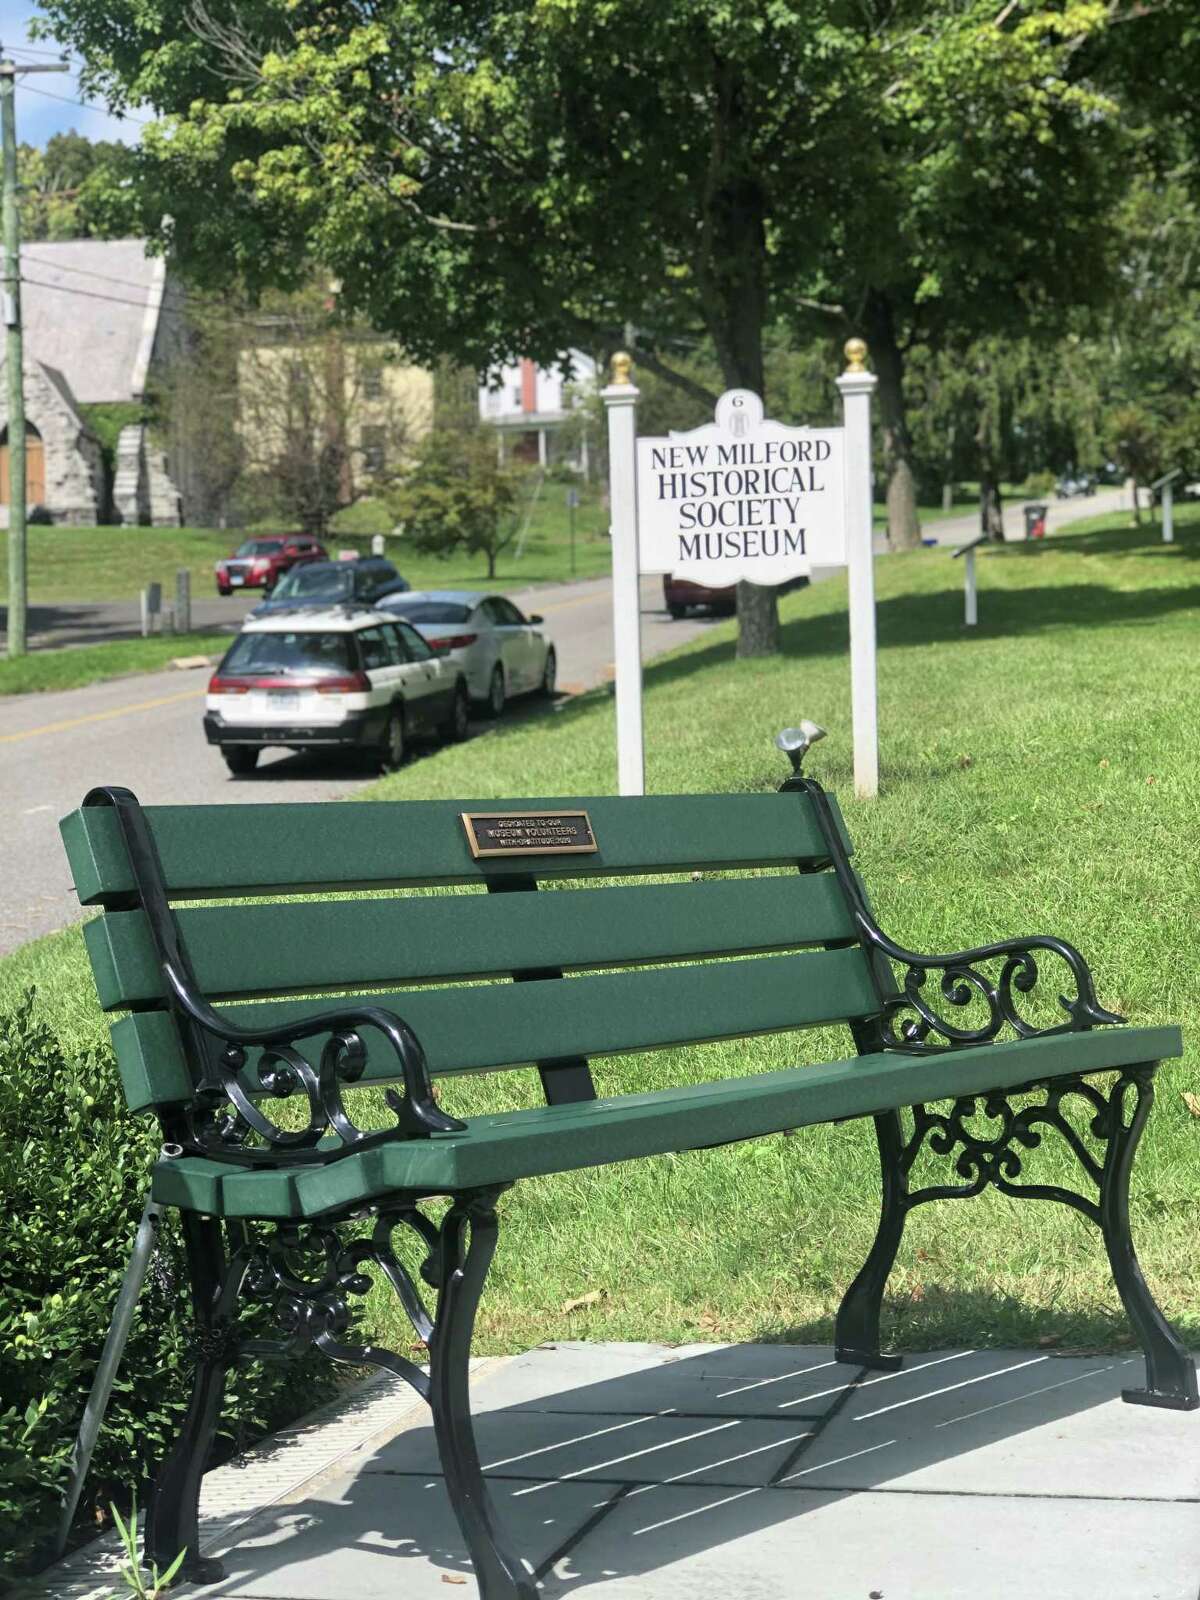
xmin=0 ymin=686 xmax=205 ymax=744
xmin=534 ymin=590 xmax=606 ymax=615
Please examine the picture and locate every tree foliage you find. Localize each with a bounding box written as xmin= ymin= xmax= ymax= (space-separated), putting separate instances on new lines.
xmin=390 ymin=429 xmax=520 ymax=578
xmin=36 ymin=0 xmax=1135 ymax=649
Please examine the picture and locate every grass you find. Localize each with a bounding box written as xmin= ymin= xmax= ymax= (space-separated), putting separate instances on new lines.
xmin=0 ymin=481 xmax=614 ymax=605
xmin=2 ymin=503 xmax=1197 ymax=1362
xmin=0 ymin=633 xmax=229 ymax=695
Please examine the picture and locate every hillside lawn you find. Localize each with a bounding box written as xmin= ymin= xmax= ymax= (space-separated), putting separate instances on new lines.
xmin=0 ymin=633 xmax=230 ymax=695
xmin=0 ymin=481 xmax=617 ymax=605
xmin=2 ymin=505 xmax=1197 ymax=1360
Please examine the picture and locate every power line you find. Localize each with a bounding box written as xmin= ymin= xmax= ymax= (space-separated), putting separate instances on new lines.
xmin=1 ymin=43 xmax=77 ymax=61
xmin=23 ymin=250 xmax=160 ymax=291
xmin=17 ymin=81 xmax=152 ymax=126
xmin=21 ymin=271 xmax=157 ymax=309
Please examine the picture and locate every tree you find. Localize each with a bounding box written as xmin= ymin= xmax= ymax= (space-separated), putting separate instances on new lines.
xmin=18 ymin=132 xmax=144 ymax=240
xmin=391 ymin=430 xmax=520 ymax=579
xmin=38 ymin=0 xmax=1126 ymax=648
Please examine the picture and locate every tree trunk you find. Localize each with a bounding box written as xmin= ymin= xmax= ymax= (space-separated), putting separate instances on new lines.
xmin=1130 ymin=476 xmax=1142 ymax=525
xmin=698 ymin=59 xmax=777 ymax=658
xmin=980 ymin=476 xmax=1004 ymax=541
xmin=864 ymin=290 xmax=921 ymax=550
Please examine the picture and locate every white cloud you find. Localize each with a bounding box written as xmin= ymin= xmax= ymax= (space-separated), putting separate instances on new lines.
xmin=0 ymin=0 xmax=146 ymax=146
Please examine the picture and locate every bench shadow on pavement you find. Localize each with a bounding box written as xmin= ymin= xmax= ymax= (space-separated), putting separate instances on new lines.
xmin=202 ymin=1332 xmax=1195 ymax=1597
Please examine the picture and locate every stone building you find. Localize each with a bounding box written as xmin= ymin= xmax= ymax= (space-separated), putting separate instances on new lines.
xmin=0 ymin=238 xmax=186 ymax=526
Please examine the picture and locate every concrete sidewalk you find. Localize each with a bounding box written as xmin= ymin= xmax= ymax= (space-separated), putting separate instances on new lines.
xmin=39 ymin=1341 xmax=1200 ymax=1600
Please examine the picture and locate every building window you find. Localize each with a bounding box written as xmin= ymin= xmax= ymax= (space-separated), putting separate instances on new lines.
xmin=362 ymin=363 xmax=384 ymax=400
xmin=361 ymin=426 xmax=386 ymax=476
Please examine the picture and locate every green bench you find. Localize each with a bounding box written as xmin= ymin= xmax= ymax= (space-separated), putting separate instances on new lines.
xmin=60 ymin=744 xmax=1197 ymax=1598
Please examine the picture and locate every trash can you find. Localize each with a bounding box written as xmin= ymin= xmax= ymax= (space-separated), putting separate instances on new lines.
xmin=1023 ymin=502 xmax=1048 ymax=540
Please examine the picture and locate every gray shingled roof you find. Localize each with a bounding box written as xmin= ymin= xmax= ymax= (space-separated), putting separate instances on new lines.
xmin=20 ymin=239 xmax=166 ymax=405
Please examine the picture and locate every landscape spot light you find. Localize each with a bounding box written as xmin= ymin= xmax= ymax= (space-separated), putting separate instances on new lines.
xmin=775 ymin=721 xmax=827 ymax=775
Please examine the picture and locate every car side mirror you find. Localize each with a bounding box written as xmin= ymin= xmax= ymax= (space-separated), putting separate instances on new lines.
xmin=529 ymin=613 xmax=543 ymax=625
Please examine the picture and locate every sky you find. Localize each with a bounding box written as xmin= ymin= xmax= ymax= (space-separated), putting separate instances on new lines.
xmin=0 ymin=0 xmax=143 ymax=146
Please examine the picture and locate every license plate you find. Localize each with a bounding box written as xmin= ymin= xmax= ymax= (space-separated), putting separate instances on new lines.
xmin=270 ymin=690 xmax=300 ymax=711
xmin=230 ymin=575 xmax=245 ymax=586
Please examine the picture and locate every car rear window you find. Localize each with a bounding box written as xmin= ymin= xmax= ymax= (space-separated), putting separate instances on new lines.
xmin=233 ymin=539 xmax=285 ymax=556
xmin=220 ymin=631 xmax=354 ymax=676
xmin=388 ymin=601 xmax=473 ymax=623
xmin=272 ymin=565 xmax=351 ymax=599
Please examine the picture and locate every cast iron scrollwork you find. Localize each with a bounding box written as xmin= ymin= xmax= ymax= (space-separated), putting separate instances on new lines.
xmin=899 ymin=1071 xmax=1148 ymax=1222
xmin=81 ymin=784 xmax=463 ymax=1170
xmin=167 ymin=966 xmax=465 ymax=1165
xmin=240 ymin=1208 xmax=443 ymax=1398
xmin=790 ymin=774 xmax=1125 ymax=1053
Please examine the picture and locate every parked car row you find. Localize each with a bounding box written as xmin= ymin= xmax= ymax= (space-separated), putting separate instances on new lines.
xmin=204 ymin=570 xmax=556 ymax=777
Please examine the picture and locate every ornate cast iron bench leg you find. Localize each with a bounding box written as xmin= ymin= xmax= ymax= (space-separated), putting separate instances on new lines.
xmin=146 ymin=1214 xmax=244 ymax=1583
xmin=431 ymin=1192 xmax=537 ymax=1600
xmin=835 ymin=1111 xmax=907 ymax=1371
xmin=1101 ymin=1070 xmax=1198 ymax=1410
xmin=836 ymin=1069 xmax=1197 ymax=1411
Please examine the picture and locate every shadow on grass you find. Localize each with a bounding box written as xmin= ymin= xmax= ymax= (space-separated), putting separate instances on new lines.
xmin=630 ymin=577 xmax=1200 ymax=699
xmin=761 ymin=1281 xmax=1200 ymax=1357
xmin=1048 ymin=518 xmax=1200 ymax=558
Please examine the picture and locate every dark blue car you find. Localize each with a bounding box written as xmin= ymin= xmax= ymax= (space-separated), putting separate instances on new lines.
xmin=247 ymin=556 xmax=410 ymax=617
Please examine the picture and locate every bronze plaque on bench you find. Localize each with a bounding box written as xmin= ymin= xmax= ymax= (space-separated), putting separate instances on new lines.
xmin=461 ymin=810 xmax=597 ymax=859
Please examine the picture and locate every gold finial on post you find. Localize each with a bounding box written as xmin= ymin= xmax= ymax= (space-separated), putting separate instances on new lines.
xmin=610 ymin=350 xmax=633 ymax=385
xmin=844 ymin=338 xmax=868 ymax=373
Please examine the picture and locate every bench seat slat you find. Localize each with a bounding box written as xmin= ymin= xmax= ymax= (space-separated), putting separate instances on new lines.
xmin=85 ymin=874 xmax=857 ymax=1008
xmin=61 ymin=792 xmax=848 ymax=904
xmin=110 ymin=947 xmax=879 ymax=1112
xmin=148 ymin=1026 xmax=1184 ymax=1217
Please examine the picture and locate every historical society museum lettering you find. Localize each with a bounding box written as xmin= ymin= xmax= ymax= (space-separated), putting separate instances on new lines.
xmin=636 ymin=390 xmax=846 ymax=587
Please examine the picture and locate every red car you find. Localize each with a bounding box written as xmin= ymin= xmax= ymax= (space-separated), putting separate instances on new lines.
xmin=663 ymin=574 xmax=736 ymax=618
xmin=215 ymin=535 xmax=328 ymax=596
xmin=663 ymin=573 xmax=810 ymax=618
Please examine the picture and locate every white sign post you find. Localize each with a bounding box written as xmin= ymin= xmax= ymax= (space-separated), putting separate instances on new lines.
xmin=1151 ymin=467 xmax=1182 ymax=544
xmin=835 ymin=341 xmax=879 ymax=797
xmin=604 ymin=341 xmax=879 ymax=798
xmin=601 ymin=353 xmax=644 ymax=796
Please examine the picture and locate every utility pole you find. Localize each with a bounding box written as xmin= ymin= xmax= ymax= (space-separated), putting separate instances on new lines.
xmin=1 ymin=49 xmax=68 ymax=658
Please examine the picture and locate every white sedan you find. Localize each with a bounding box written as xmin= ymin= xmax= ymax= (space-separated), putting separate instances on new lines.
xmin=377 ymin=590 xmax=556 ymax=716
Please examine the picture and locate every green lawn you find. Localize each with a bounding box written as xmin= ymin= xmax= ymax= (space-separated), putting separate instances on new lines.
xmin=0 ymin=633 xmax=228 ymax=695
xmin=2 ymin=505 xmax=1197 ymax=1360
xmin=0 ymin=482 xmax=614 ymax=604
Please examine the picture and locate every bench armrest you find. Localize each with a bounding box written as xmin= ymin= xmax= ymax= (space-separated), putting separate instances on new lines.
xmin=165 ymin=962 xmax=465 ymax=1166
xmin=793 ymin=776 xmax=1125 ymax=1053
xmin=81 ymin=783 xmax=463 ymax=1169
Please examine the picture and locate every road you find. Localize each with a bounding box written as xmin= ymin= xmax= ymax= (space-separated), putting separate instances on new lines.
xmin=0 ymin=573 xmax=719 ymax=956
xmin=0 ymin=487 xmax=1136 ymax=956
xmin=904 ymin=484 xmax=1131 ymax=548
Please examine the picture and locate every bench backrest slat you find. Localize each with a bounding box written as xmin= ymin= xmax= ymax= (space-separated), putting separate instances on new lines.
xmin=61 ymin=793 xmax=847 ymax=903
xmin=111 ymin=947 xmax=879 ymax=1112
xmin=61 ymin=789 xmax=880 ymax=1116
xmin=83 ymin=874 xmax=858 ymax=1009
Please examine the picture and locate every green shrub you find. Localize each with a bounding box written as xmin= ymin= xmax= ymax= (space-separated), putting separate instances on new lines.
xmin=0 ymin=992 xmax=339 ymax=1582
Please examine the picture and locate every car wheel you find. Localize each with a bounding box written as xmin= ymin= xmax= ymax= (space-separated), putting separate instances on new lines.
xmin=668 ymin=603 xmax=687 ymax=620
xmin=378 ymin=706 xmax=406 ymax=772
xmin=444 ymin=681 xmax=470 ymax=743
xmin=485 ymin=664 xmax=506 ymax=719
xmin=217 ymin=586 xmax=232 ymax=597
xmin=537 ymin=647 xmax=557 ymax=697
xmin=223 ymin=747 xmax=259 ymax=776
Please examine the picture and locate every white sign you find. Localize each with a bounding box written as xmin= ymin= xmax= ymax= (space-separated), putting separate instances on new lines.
xmin=636 ymin=389 xmax=846 ymax=587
